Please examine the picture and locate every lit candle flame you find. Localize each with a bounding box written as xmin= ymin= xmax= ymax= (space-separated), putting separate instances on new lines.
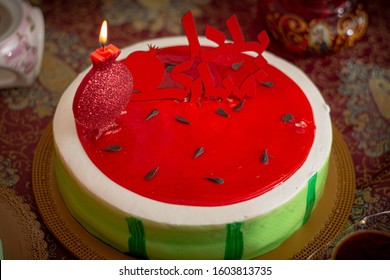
xmin=99 ymin=20 xmax=108 ymax=47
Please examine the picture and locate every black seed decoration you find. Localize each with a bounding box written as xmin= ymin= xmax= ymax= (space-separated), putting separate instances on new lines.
xmin=193 ymin=147 xmax=205 ymax=159
xmin=104 ymin=145 xmax=122 ymax=152
xmin=175 ymin=115 xmax=191 ymax=125
xmin=232 ymin=61 xmax=243 ymax=70
xmin=205 ymin=177 xmax=224 ymax=184
xmin=261 ymin=81 xmax=274 ymax=87
xmin=282 ymin=113 xmax=294 ymax=123
xmin=261 ymin=149 xmax=269 ymax=164
xmin=146 ymin=109 xmax=159 ymax=120
xmin=233 ymin=99 xmax=246 ymax=111
xmin=144 ymin=167 xmax=159 ymax=180
xmin=216 ymin=107 xmax=230 ymax=118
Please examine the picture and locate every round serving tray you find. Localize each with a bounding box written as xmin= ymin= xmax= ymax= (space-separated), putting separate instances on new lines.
xmin=32 ymin=123 xmax=355 ymax=260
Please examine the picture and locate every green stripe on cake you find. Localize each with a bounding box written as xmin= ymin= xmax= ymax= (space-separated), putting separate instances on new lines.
xmin=224 ymin=222 xmax=244 ymax=260
xmin=126 ymin=217 xmax=148 ymax=259
xmin=302 ymin=173 xmax=317 ymax=225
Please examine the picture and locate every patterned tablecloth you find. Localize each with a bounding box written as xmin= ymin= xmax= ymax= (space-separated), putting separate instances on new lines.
xmin=0 ymin=0 xmax=389 ymax=259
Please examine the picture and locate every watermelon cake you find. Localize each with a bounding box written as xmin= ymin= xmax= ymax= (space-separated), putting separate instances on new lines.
xmin=53 ymin=13 xmax=332 ymax=259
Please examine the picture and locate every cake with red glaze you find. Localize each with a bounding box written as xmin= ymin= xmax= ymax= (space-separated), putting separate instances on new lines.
xmin=53 ymin=12 xmax=332 ymax=259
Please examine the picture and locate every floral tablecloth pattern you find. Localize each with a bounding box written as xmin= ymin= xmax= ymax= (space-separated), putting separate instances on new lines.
xmin=0 ymin=0 xmax=389 ymax=259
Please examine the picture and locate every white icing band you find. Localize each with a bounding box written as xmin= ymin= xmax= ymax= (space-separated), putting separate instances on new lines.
xmin=53 ymin=36 xmax=332 ymax=226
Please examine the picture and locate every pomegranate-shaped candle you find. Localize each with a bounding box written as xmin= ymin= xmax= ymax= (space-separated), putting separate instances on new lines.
xmin=73 ymin=20 xmax=133 ymax=139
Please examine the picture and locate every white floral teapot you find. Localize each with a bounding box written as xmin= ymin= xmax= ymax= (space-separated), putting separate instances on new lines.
xmin=0 ymin=0 xmax=44 ymax=88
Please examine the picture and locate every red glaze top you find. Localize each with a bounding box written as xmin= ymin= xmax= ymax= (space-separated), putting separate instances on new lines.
xmin=76 ymin=46 xmax=315 ymax=206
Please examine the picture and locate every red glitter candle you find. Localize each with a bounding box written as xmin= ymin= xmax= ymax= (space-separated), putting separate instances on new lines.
xmin=73 ymin=20 xmax=133 ymax=139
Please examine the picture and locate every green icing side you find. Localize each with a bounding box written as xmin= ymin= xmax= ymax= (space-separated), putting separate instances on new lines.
xmin=224 ymin=222 xmax=244 ymax=260
xmin=143 ymin=222 xmax=227 ymax=259
xmin=240 ymin=182 xmax=308 ymax=258
xmin=0 ymin=239 xmax=3 ymax=260
xmin=54 ymin=153 xmax=130 ymax=252
xmin=55 ymin=149 xmax=330 ymax=260
xmin=239 ymin=155 xmax=330 ymax=259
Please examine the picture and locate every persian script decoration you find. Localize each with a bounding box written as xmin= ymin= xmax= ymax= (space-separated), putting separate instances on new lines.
xmin=125 ymin=11 xmax=270 ymax=104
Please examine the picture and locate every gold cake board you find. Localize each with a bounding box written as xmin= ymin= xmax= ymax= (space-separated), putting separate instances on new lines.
xmin=32 ymin=124 xmax=356 ymax=260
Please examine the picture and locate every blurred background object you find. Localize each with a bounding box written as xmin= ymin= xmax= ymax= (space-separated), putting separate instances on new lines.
xmin=260 ymin=0 xmax=368 ymax=55
xmin=0 ymin=0 xmax=44 ymax=88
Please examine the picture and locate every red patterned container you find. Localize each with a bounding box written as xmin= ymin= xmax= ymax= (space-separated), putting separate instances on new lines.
xmin=260 ymin=0 xmax=368 ymax=55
